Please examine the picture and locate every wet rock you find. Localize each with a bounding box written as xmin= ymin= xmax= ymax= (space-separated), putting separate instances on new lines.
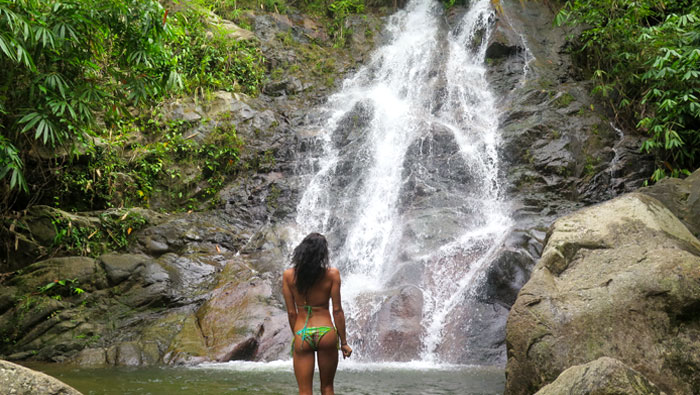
xmin=99 ymin=253 xmax=150 ymax=285
xmin=114 ymin=342 xmax=143 ymax=366
xmin=194 ymin=259 xmax=288 ymax=362
xmin=370 ymin=286 xmax=424 ymax=361
xmin=505 ymin=193 xmax=700 ymax=394
xmin=0 ymin=286 xmax=17 ymax=315
xmin=0 ymin=359 xmax=82 ymax=395
xmin=249 ymin=11 xmax=333 ymax=44
xmin=344 ymin=14 xmax=382 ymax=59
xmin=535 ymin=357 xmax=665 ymax=395
xmin=17 ymin=313 xmax=93 ymax=357
xmin=144 ymin=239 xmax=169 ymax=255
xmin=0 ymin=298 xmax=64 ymax=341
xmin=162 ymin=314 xmax=209 ymax=365
xmin=134 ymin=212 xmax=242 ymax=256
xmin=73 ymin=348 xmax=107 ymax=366
xmin=437 ymin=300 xmax=509 ymax=364
xmin=264 ymin=77 xmax=304 ymax=96
xmin=640 ymin=169 xmax=700 ymax=238
xmin=6 ymin=257 xmax=106 ymax=292
xmin=479 ymin=247 xmax=533 ymax=307
xmin=485 ymin=16 xmax=523 ymax=60
xmin=161 ymin=257 xmax=287 ymax=364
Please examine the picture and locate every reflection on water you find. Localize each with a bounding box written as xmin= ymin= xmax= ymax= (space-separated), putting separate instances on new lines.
xmin=25 ymin=361 xmax=504 ymax=394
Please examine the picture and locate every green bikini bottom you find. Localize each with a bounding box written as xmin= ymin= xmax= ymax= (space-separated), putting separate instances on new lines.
xmin=290 ymin=326 xmax=337 ymax=356
xmin=290 ymin=305 xmax=339 ymax=356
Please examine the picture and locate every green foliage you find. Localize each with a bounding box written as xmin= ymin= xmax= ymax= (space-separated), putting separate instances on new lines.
xmin=439 ymin=0 xmax=472 ymax=9
xmin=168 ymin=9 xmax=265 ymax=95
xmin=0 ymin=0 xmax=264 ymax=205
xmin=38 ymin=278 xmax=84 ymax=297
xmin=0 ymin=0 xmax=176 ymax=196
xmin=51 ymin=115 xmax=243 ymax=211
xmin=328 ymin=0 xmax=365 ymax=45
xmin=50 ymin=210 xmax=147 ymax=256
xmin=206 ymin=0 xmax=366 ymax=47
xmin=556 ymin=0 xmax=700 ymax=182
xmin=0 ymin=135 xmax=26 ymax=192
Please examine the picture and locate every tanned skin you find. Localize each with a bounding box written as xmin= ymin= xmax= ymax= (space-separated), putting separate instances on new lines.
xmin=283 ymin=267 xmax=352 ymax=395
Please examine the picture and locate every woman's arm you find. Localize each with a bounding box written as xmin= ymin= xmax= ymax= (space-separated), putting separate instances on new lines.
xmin=330 ymin=268 xmax=352 ymax=358
xmin=282 ymin=269 xmax=297 ymax=333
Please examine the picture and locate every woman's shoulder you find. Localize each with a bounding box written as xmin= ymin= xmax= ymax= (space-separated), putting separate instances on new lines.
xmin=283 ymin=267 xmax=294 ymax=280
xmin=326 ymin=267 xmax=340 ymax=279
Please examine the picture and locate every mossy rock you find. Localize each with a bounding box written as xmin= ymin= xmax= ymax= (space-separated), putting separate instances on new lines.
xmin=8 ymin=257 xmax=107 ymax=293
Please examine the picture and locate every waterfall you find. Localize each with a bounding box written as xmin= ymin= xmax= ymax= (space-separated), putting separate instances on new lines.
xmin=294 ymin=0 xmax=511 ymax=364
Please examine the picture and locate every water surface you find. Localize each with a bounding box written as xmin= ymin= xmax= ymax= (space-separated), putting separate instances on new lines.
xmin=28 ymin=361 xmax=504 ymax=394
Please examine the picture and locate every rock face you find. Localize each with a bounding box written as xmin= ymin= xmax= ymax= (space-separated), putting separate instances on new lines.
xmin=433 ymin=0 xmax=656 ymax=365
xmin=0 ymin=359 xmax=81 ymax=395
xmin=535 ymin=357 xmax=665 ymax=395
xmin=371 ymin=286 xmax=424 ymax=361
xmin=505 ymin=173 xmax=700 ymax=394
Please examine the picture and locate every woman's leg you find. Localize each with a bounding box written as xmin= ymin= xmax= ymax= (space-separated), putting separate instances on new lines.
xmin=317 ymin=330 xmax=339 ymax=395
xmin=293 ymin=336 xmax=315 ymax=395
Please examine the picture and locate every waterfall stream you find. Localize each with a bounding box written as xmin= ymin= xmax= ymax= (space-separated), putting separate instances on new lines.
xmin=294 ymin=0 xmax=511 ymax=363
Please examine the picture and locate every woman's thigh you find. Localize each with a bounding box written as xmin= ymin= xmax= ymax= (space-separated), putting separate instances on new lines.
xmin=316 ymin=330 xmax=339 ymax=387
xmin=293 ymin=336 xmax=315 ymax=394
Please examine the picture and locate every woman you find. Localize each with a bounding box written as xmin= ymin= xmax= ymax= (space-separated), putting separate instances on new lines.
xmin=282 ymin=233 xmax=352 ymax=395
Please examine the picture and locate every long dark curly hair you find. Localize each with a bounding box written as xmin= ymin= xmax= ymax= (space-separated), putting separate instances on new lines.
xmin=292 ymin=233 xmax=329 ymax=296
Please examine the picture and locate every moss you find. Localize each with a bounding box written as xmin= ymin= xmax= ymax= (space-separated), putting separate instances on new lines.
xmin=554 ymin=92 xmax=575 ymax=108
xmin=524 ymin=149 xmax=535 ymax=164
xmin=266 ymin=184 xmax=282 ymax=210
xmin=584 ymin=155 xmax=600 ymax=176
xmin=555 ymin=166 xmax=572 ymax=177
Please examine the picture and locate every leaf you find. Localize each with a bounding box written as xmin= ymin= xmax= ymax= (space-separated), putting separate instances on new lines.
xmin=19 ymin=112 xmax=42 ymax=134
xmin=0 ymin=34 xmax=16 ymax=61
xmin=34 ymin=26 xmax=55 ymax=49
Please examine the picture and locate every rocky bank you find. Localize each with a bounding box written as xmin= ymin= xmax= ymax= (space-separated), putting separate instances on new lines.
xmin=505 ymin=170 xmax=700 ymax=394
xmin=0 ymin=359 xmax=81 ymax=395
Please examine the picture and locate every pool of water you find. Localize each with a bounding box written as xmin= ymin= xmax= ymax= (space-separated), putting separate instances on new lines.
xmin=26 ymin=360 xmax=505 ymax=394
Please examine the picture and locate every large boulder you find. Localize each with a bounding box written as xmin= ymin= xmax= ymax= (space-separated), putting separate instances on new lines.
xmin=535 ymin=357 xmax=664 ymax=395
xmin=0 ymin=359 xmax=81 ymax=395
xmin=163 ymin=257 xmax=288 ymax=364
xmin=640 ymin=169 xmax=700 ymax=238
xmin=505 ymin=192 xmax=700 ymax=394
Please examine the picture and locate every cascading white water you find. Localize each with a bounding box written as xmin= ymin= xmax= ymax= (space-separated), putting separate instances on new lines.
xmin=294 ymin=0 xmax=511 ymax=363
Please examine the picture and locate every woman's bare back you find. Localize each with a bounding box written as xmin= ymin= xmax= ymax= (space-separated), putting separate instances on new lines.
xmin=284 ymin=267 xmax=339 ymax=330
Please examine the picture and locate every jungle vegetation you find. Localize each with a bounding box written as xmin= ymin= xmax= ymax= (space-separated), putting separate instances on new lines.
xmin=0 ymin=0 xmax=365 ymax=212
xmin=3 ymin=0 xmax=696 ymax=214
xmin=556 ymin=0 xmax=700 ymax=182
